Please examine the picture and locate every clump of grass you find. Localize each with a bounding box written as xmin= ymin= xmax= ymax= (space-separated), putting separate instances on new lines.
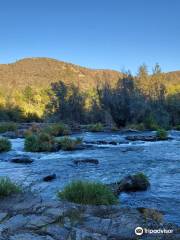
xmin=156 ymin=128 xmax=168 ymax=140
xmin=24 ymin=132 xmax=54 ymax=152
xmin=0 ymin=122 xmax=17 ymax=133
xmin=58 ymin=180 xmax=118 ymax=205
xmin=87 ymin=123 xmax=104 ymax=132
xmin=0 ymin=138 xmax=12 ymax=152
xmin=133 ymin=172 xmax=149 ymax=185
xmin=44 ymin=123 xmax=70 ymax=137
xmin=0 ymin=177 xmax=21 ymax=197
xmin=56 ymin=137 xmax=82 ymax=151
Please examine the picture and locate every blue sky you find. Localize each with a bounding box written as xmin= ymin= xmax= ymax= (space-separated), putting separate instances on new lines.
xmin=0 ymin=0 xmax=179 ymax=73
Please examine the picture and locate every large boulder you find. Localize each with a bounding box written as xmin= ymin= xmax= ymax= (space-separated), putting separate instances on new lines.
xmin=10 ymin=156 xmax=33 ymax=164
xmin=109 ymin=173 xmax=150 ymax=195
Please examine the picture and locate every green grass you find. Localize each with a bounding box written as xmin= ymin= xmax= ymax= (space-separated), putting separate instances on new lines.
xmin=0 ymin=138 xmax=12 ymax=152
xmin=24 ymin=132 xmax=54 ymax=152
xmin=44 ymin=123 xmax=70 ymax=136
xmin=156 ymin=128 xmax=168 ymax=140
xmin=56 ymin=137 xmax=82 ymax=151
xmin=87 ymin=123 xmax=104 ymax=132
xmin=0 ymin=122 xmax=17 ymax=133
xmin=0 ymin=177 xmax=21 ymax=197
xmin=58 ymin=180 xmax=118 ymax=205
xmin=133 ymin=172 xmax=149 ymax=184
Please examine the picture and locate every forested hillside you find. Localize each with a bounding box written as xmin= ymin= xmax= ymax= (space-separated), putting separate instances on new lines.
xmin=0 ymin=58 xmax=179 ymax=127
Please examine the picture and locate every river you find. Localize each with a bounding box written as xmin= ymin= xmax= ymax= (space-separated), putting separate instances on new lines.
xmin=0 ymin=130 xmax=179 ymax=225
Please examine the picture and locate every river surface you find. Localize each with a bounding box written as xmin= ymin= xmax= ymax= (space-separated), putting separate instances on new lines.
xmin=0 ymin=131 xmax=180 ymax=225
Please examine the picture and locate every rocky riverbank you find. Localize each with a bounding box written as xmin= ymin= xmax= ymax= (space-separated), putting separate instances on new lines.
xmin=0 ymin=192 xmax=179 ymax=240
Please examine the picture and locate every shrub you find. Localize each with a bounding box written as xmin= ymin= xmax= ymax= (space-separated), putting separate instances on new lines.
xmin=24 ymin=133 xmax=54 ymax=152
xmin=156 ymin=129 xmax=168 ymax=140
xmin=44 ymin=123 xmax=70 ymax=137
xmin=0 ymin=122 xmax=17 ymax=133
xmin=0 ymin=177 xmax=21 ymax=197
xmin=0 ymin=138 xmax=11 ymax=152
xmin=58 ymin=180 xmax=118 ymax=205
xmin=87 ymin=123 xmax=104 ymax=132
xmin=56 ymin=137 xmax=82 ymax=151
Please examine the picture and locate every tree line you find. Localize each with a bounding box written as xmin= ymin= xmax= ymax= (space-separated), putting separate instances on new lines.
xmin=0 ymin=64 xmax=179 ymax=129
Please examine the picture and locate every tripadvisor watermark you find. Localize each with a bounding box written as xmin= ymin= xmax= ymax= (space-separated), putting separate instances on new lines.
xmin=135 ymin=226 xmax=173 ymax=236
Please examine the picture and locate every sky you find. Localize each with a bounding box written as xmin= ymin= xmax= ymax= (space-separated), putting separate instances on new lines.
xmin=0 ymin=0 xmax=180 ymax=74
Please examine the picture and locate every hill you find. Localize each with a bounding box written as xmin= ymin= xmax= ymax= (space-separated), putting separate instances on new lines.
xmin=0 ymin=58 xmax=122 ymax=93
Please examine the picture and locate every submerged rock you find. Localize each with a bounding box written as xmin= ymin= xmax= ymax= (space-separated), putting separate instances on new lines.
xmin=43 ymin=174 xmax=56 ymax=182
xmin=10 ymin=156 xmax=33 ymax=164
xmin=73 ymin=158 xmax=99 ymax=165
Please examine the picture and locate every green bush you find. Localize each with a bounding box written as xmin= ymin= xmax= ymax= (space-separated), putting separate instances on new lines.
xmin=0 ymin=177 xmax=21 ymax=197
xmin=0 ymin=122 xmax=17 ymax=133
xmin=44 ymin=123 xmax=70 ymax=136
xmin=87 ymin=123 xmax=104 ymax=132
xmin=58 ymin=180 xmax=118 ymax=205
xmin=56 ymin=137 xmax=82 ymax=151
xmin=0 ymin=138 xmax=11 ymax=152
xmin=24 ymin=133 xmax=54 ymax=152
xmin=156 ymin=129 xmax=168 ymax=140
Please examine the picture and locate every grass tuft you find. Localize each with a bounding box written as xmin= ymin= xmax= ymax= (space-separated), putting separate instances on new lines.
xmin=58 ymin=180 xmax=118 ymax=205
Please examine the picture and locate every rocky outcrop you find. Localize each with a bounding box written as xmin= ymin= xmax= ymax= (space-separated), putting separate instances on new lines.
xmin=0 ymin=192 xmax=179 ymax=240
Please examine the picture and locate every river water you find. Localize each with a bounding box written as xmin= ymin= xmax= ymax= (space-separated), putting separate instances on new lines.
xmin=0 ymin=131 xmax=180 ymax=225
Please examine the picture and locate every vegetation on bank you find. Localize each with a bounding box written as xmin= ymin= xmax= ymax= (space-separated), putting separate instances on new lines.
xmin=58 ymin=180 xmax=118 ymax=205
xmin=0 ymin=122 xmax=17 ymax=133
xmin=0 ymin=138 xmax=12 ymax=152
xmin=56 ymin=137 xmax=82 ymax=151
xmin=87 ymin=123 xmax=104 ymax=132
xmin=43 ymin=123 xmax=70 ymax=136
xmin=156 ymin=129 xmax=168 ymax=140
xmin=0 ymin=177 xmax=21 ymax=197
xmin=0 ymin=64 xmax=179 ymax=130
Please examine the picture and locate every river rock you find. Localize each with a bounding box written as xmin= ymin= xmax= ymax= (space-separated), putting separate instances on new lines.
xmin=10 ymin=156 xmax=33 ymax=164
xmin=108 ymin=173 xmax=150 ymax=195
xmin=126 ymin=135 xmax=158 ymax=141
xmin=43 ymin=174 xmax=56 ymax=182
xmin=73 ymin=158 xmax=99 ymax=165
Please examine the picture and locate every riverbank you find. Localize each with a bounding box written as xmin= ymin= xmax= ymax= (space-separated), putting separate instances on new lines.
xmin=0 ymin=192 xmax=179 ymax=240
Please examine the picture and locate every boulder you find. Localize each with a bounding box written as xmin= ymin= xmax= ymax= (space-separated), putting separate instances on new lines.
xmin=108 ymin=173 xmax=150 ymax=195
xmin=10 ymin=156 xmax=33 ymax=164
xmin=43 ymin=174 xmax=56 ymax=182
xmin=73 ymin=158 xmax=99 ymax=165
